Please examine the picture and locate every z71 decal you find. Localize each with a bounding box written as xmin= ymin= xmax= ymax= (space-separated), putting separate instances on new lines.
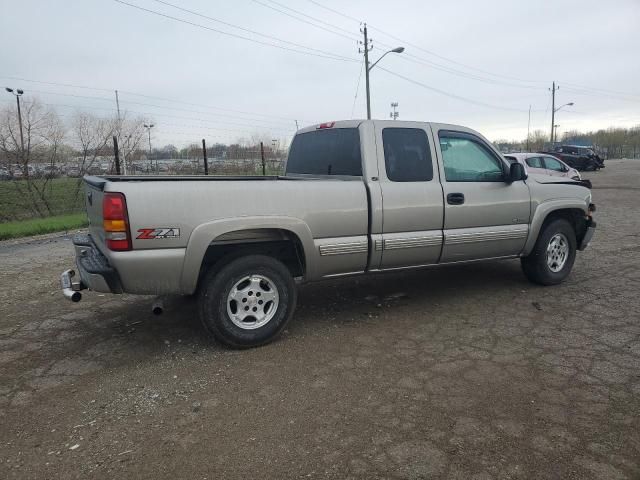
xmin=136 ymin=228 xmax=181 ymax=240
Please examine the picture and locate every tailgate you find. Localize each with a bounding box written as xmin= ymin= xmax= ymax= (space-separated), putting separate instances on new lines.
xmin=83 ymin=177 xmax=107 ymax=250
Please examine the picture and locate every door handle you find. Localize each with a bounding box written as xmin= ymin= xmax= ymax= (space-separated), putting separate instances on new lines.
xmin=447 ymin=193 xmax=465 ymax=205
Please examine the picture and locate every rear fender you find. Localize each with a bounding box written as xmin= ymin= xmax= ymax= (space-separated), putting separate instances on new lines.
xmin=180 ymin=216 xmax=316 ymax=294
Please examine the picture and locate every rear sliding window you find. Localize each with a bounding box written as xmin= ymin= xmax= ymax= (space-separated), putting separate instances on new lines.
xmin=286 ymin=128 xmax=362 ymax=176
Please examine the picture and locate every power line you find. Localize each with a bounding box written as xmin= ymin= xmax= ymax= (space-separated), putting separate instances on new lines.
xmin=303 ymin=0 xmax=548 ymax=86
xmin=111 ymin=0 xmax=358 ymax=62
xmin=258 ymin=0 xmax=360 ymax=40
xmin=305 ymin=0 xmax=361 ymax=24
xmin=350 ymin=58 xmax=365 ymax=118
xmin=0 ymin=75 xmax=310 ymax=122
xmin=280 ymin=2 xmax=546 ymax=90
xmin=24 ymin=89 xmax=298 ymax=127
xmin=562 ymin=86 xmax=640 ymax=103
xmin=147 ymin=0 xmax=356 ymax=60
xmin=249 ymin=0 xmax=359 ymax=42
xmin=27 ymin=101 xmax=296 ymax=133
xmin=561 ymin=82 xmax=640 ymax=100
xmin=377 ymin=66 xmax=543 ymax=113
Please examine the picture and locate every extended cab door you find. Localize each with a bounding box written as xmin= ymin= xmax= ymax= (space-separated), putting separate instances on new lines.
xmin=373 ymin=121 xmax=444 ymax=269
xmin=432 ymin=126 xmax=531 ymax=263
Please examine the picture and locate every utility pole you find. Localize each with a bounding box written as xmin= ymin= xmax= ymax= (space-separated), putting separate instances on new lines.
xmin=115 ymin=90 xmax=127 ymax=174
xmin=260 ymin=141 xmax=266 ymax=176
xmin=390 ymin=102 xmax=399 ymax=120
xmin=113 ymin=136 xmax=121 ymax=175
xmin=550 ymin=81 xmax=558 ymax=146
xmin=361 ymin=23 xmax=372 ymax=120
xmin=202 ymin=138 xmax=208 ymax=175
xmin=526 ymin=104 xmax=531 ymax=152
xmin=359 ymin=26 xmax=403 ymax=120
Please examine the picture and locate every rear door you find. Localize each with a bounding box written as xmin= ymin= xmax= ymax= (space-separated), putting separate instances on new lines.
xmin=373 ymin=121 xmax=444 ymax=269
xmin=433 ymin=127 xmax=531 ymax=263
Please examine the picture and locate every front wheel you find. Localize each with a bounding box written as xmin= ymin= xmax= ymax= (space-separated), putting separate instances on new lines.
xmin=521 ymin=218 xmax=577 ymax=285
xmin=198 ymin=255 xmax=297 ymax=348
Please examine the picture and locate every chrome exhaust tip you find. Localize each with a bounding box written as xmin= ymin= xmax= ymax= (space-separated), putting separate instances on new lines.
xmin=61 ymin=269 xmax=83 ymax=303
xmin=63 ymin=288 xmax=82 ymax=302
xmin=152 ymin=297 xmax=164 ymax=315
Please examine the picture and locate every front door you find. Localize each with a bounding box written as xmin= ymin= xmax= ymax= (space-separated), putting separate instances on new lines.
xmin=543 ymin=155 xmax=568 ymax=177
xmin=433 ymin=127 xmax=531 ymax=263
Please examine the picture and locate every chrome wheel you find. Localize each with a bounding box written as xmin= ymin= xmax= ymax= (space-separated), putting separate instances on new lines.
xmin=546 ymin=233 xmax=569 ymax=273
xmin=226 ymin=274 xmax=279 ymax=330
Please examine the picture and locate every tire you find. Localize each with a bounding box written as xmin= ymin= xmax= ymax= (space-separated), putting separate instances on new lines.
xmin=521 ymin=218 xmax=577 ymax=286
xmin=198 ymin=255 xmax=297 ymax=348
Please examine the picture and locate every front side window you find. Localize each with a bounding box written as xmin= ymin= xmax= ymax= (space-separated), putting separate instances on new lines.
xmin=439 ymin=134 xmax=504 ymax=182
xmin=544 ymin=157 xmax=565 ymax=171
xmin=286 ymin=128 xmax=362 ymax=176
xmin=526 ymin=156 xmax=544 ymax=168
xmin=382 ymin=128 xmax=433 ymax=182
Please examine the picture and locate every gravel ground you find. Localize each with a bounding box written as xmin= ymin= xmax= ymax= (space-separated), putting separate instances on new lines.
xmin=1 ymin=160 xmax=639 ymax=479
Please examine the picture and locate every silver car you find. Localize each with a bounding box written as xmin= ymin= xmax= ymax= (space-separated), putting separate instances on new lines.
xmin=505 ymin=153 xmax=581 ymax=181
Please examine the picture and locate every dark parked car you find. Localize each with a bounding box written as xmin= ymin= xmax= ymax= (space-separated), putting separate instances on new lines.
xmin=540 ymin=145 xmax=604 ymax=171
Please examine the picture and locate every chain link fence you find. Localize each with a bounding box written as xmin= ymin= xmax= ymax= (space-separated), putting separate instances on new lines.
xmin=1 ymin=150 xmax=286 ymax=223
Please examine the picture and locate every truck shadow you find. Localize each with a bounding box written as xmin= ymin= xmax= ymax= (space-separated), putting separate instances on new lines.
xmin=4 ymin=259 xmax=531 ymax=406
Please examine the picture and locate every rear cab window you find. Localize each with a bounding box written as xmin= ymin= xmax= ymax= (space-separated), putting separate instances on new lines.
xmin=286 ymin=128 xmax=362 ymax=176
xmin=382 ymin=128 xmax=433 ymax=182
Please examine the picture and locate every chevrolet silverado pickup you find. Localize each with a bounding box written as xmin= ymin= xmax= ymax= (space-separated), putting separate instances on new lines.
xmin=61 ymin=120 xmax=596 ymax=347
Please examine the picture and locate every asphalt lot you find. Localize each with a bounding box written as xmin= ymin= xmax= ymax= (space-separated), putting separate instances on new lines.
xmin=1 ymin=159 xmax=639 ymax=479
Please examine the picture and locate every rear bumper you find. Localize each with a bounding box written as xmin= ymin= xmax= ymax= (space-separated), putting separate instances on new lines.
xmin=578 ymin=219 xmax=596 ymax=251
xmin=69 ymin=234 xmax=123 ymax=294
xmin=62 ymin=234 xmax=187 ymax=298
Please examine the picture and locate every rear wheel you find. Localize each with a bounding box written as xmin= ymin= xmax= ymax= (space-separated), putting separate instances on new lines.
xmin=521 ymin=218 xmax=577 ymax=285
xmin=198 ymin=255 xmax=297 ymax=348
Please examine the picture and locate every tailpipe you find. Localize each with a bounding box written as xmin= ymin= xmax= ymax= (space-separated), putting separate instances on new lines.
xmin=61 ymin=269 xmax=82 ymax=303
xmin=152 ymin=297 xmax=164 ymax=315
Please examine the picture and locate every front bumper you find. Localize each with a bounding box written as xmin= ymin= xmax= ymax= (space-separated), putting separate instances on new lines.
xmin=60 ymin=234 xmax=123 ymax=300
xmin=578 ymin=219 xmax=596 ymax=251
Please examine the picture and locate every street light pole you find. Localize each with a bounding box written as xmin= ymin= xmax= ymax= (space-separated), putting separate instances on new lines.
xmin=361 ymin=24 xmax=404 ymax=120
xmin=144 ymin=123 xmax=154 ymax=173
xmin=552 ymin=102 xmax=574 ymax=145
xmin=5 ymin=88 xmax=25 ymax=163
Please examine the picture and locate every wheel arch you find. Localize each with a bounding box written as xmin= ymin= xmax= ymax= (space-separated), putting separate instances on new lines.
xmin=180 ymin=217 xmax=316 ymax=294
xmin=523 ymin=201 xmax=588 ymax=256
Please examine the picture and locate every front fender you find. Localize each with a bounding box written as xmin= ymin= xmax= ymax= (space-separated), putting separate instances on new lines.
xmin=522 ymin=199 xmax=588 ymax=256
xmin=179 ymin=216 xmax=316 ymax=294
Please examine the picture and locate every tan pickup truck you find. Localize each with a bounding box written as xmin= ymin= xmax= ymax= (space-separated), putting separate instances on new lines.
xmin=61 ymin=120 xmax=596 ymax=347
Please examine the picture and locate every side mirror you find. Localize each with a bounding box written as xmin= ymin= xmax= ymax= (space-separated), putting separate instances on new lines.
xmin=508 ymin=162 xmax=527 ymax=183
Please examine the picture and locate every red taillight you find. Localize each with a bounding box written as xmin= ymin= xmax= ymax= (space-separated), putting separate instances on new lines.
xmin=102 ymin=192 xmax=131 ymax=251
xmin=317 ymin=121 xmax=335 ymax=129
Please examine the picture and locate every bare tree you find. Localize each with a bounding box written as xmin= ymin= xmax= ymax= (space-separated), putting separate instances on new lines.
xmin=0 ymin=99 xmax=66 ymax=218
xmin=115 ymin=113 xmax=146 ymax=173
xmin=71 ymin=112 xmax=116 ymax=199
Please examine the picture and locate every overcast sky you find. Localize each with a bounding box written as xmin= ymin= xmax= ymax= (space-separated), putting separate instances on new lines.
xmin=1 ymin=0 xmax=639 ymax=147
